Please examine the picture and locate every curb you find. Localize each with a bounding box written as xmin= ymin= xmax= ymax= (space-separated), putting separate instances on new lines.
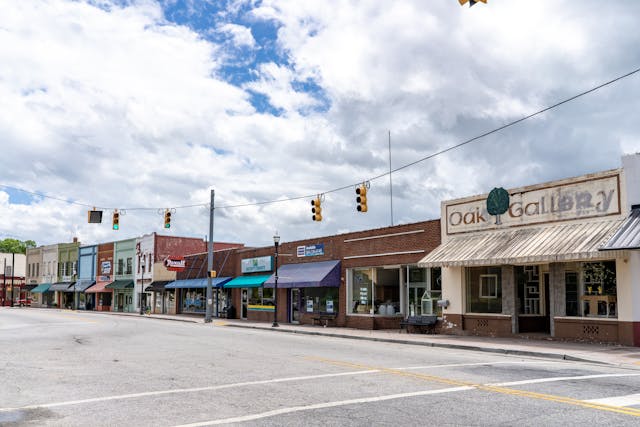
xmin=223 ymin=323 xmax=602 ymax=365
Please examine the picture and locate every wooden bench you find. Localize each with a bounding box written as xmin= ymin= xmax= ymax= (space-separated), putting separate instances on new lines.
xmin=312 ymin=313 xmax=337 ymax=327
xmin=399 ymin=315 xmax=438 ymax=334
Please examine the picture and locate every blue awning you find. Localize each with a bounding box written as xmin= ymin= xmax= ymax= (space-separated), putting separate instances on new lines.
xmin=50 ymin=282 xmax=74 ymax=292
xmin=263 ymin=260 xmax=341 ymax=289
xmin=73 ymin=279 xmax=96 ymax=292
xmin=165 ymin=277 xmax=232 ymax=289
xmin=31 ymin=283 xmax=52 ymax=293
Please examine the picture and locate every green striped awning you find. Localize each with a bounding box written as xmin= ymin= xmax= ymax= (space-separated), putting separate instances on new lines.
xmin=105 ymin=280 xmax=134 ymax=290
xmin=31 ymin=283 xmax=52 ymax=293
xmin=224 ymin=275 xmax=271 ymax=288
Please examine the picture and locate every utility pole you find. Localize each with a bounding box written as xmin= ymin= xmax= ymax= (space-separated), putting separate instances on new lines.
xmin=205 ymin=189 xmax=215 ymax=323
xmin=10 ymin=253 xmax=14 ymax=307
xmin=388 ymin=130 xmax=394 ymax=226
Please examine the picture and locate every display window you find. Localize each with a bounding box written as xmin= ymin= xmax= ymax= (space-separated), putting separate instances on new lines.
xmin=249 ymin=287 xmax=274 ymax=306
xmin=301 ymin=287 xmax=339 ymax=313
xmin=466 ymin=266 xmax=502 ymax=313
xmin=348 ymin=267 xmax=402 ymax=315
xmin=407 ymin=267 xmax=441 ymax=316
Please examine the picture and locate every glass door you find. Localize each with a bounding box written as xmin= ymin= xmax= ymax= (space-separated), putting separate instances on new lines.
xmin=291 ymin=288 xmax=300 ymax=323
xmin=241 ymin=288 xmax=248 ymax=319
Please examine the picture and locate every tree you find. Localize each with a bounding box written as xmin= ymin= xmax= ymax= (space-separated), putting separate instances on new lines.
xmin=0 ymin=238 xmax=36 ymax=254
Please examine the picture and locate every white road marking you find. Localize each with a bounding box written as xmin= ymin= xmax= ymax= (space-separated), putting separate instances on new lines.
xmin=489 ymin=373 xmax=640 ymax=387
xmin=171 ymin=386 xmax=474 ymax=427
xmin=585 ymin=393 xmax=640 ymax=407
xmin=0 ymin=360 xmax=540 ymax=412
xmin=395 ymin=361 xmax=556 ymax=371
xmin=0 ymin=370 xmax=378 ymax=412
xmin=0 ymin=321 xmax=93 ymax=330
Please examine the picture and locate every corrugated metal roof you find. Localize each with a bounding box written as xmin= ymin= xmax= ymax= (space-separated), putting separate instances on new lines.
xmin=419 ymin=219 xmax=625 ymax=267
xmin=600 ymin=209 xmax=640 ymax=251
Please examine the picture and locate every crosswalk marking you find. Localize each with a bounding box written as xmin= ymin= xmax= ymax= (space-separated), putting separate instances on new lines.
xmin=585 ymin=393 xmax=640 ymax=407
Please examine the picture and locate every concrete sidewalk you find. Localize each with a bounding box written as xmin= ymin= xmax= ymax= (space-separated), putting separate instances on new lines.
xmin=43 ymin=308 xmax=640 ymax=368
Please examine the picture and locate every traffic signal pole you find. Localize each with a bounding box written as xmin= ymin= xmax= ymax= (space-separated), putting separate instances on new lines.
xmin=205 ymin=189 xmax=215 ymax=323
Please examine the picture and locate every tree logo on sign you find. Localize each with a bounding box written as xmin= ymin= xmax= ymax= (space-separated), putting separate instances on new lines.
xmin=487 ymin=187 xmax=509 ymax=225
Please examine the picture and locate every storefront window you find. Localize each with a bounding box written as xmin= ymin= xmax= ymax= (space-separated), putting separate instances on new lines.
xmin=466 ymin=267 xmax=502 ymax=313
xmin=580 ymin=261 xmax=616 ymax=318
xmin=181 ymin=289 xmax=205 ymax=313
xmin=408 ymin=267 xmax=442 ymax=316
xmin=565 ymin=272 xmax=578 ymax=316
xmin=249 ymin=287 xmax=274 ymax=305
xmin=302 ymin=287 xmax=339 ymax=313
xmin=351 ymin=268 xmax=373 ymax=314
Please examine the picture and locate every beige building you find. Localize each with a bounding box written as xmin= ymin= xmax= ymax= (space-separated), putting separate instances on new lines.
xmin=420 ymin=154 xmax=640 ymax=346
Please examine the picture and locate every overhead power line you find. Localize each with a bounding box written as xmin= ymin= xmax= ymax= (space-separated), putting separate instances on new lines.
xmin=1 ymin=66 xmax=639 ymax=211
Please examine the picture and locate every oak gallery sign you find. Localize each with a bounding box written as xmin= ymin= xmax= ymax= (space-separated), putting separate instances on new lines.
xmin=445 ymin=173 xmax=621 ymax=235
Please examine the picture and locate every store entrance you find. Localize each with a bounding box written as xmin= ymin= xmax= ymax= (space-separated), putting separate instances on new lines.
xmin=517 ymin=267 xmax=550 ymax=334
xmin=290 ymin=288 xmax=300 ymax=324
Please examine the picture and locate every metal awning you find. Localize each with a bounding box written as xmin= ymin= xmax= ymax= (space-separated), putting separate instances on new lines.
xmin=23 ymin=284 xmax=38 ymax=291
xmin=105 ymin=280 xmax=134 ymax=290
xmin=600 ymin=208 xmax=640 ymax=250
xmin=31 ymin=283 xmax=52 ymax=293
xmin=224 ymin=275 xmax=271 ymax=288
xmin=263 ymin=260 xmax=341 ymax=289
xmin=165 ymin=277 xmax=232 ymax=289
xmin=145 ymin=281 xmax=172 ymax=292
xmin=73 ymin=279 xmax=96 ymax=292
xmin=419 ymin=219 xmax=625 ymax=267
xmin=50 ymin=282 xmax=74 ymax=292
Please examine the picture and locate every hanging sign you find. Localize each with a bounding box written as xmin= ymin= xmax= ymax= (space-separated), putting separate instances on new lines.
xmin=164 ymin=256 xmax=186 ymax=272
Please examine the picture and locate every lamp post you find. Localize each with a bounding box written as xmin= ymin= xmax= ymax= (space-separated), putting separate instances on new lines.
xmin=140 ymin=257 xmax=146 ymax=315
xmin=272 ymin=232 xmax=280 ymax=327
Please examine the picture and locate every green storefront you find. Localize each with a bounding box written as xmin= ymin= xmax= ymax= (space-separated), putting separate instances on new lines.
xmin=110 ymin=238 xmax=135 ymax=313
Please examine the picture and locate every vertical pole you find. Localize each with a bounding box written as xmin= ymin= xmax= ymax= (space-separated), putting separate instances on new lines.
xmin=388 ymin=130 xmax=394 ymax=227
xmin=3 ymin=258 xmax=6 ymax=306
xmin=272 ymin=240 xmax=279 ymax=327
xmin=10 ymin=253 xmax=15 ymax=307
xmin=205 ymin=189 xmax=215 ymax=323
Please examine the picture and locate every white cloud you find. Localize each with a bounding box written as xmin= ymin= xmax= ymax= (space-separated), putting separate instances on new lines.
xmin=2 ymin=0 xmax=640 ymax=249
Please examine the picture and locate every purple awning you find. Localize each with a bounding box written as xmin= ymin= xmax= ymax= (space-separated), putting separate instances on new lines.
xmin=264 ymin=260 xmax=341 ymax=288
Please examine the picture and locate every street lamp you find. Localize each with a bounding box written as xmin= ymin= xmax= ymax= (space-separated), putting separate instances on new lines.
xmin=272 ymin=232 xmax=280 ymax=327
xmin=140 ymin=256 xmax=146 ymax=315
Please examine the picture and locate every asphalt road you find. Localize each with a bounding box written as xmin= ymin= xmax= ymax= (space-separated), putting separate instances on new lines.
xmin=1 ymin=308 xmax=640 ymax=426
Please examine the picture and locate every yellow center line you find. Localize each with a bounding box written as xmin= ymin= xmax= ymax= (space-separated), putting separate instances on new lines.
xmin=306 ymin=356 xmax=640 ymax=418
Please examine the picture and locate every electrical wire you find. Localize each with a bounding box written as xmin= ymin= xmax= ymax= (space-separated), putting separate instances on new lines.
xmin=1 ymin=66 xmax=639 ymax=212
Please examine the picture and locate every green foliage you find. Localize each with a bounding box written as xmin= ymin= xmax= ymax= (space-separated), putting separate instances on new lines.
xmin=487 ymin=187 xmax=510 ymax=216
xmin=0 ymin=238 xmax=36 ymax=254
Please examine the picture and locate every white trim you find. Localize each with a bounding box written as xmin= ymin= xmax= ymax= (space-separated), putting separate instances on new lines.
xmin=344 ymin=229 xmax=424 ymax=243
xmin=344 ymin=250 xmax=425 ymax=260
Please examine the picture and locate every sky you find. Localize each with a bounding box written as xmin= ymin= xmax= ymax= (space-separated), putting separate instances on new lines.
xmin=1 ymin=0 xmax=640 ymax=249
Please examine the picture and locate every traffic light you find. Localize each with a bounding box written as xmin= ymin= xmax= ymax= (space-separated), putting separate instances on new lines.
xmin=356 ymin=184 xmax=367 ymax=212
xmin=311 ymin=197 xmax=322 ymax=221
xmin=207 ymin=270 xmax=217 ymax=278
xmin=88 ymin=209 xmax=103 ymax=224
xmin=459 ymin=0 xmax=486 ymax=6
xmin=112 ymin=211 xmax=120 ymax=230
xmin=164 ymin=209 xmax=171 ymax=229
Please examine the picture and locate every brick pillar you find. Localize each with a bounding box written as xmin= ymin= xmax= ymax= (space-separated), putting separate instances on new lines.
xmin=549 ymin=263 xmax=565 ymax=337
xmin=501 ymin=265 xmax=517 ymax=334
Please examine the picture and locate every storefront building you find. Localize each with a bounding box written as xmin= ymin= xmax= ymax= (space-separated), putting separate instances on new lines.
xmin=1 ymin=252 xmax=26 ymax=306
xmin=25 ymin=247 xmax=43 ymax=304
xmin=225 ymin=255 xmax=274 ymax=321
xmin=75 ymin=245 xmax=97 ymax=310
xmin=37 ymin=244 xmax=58 ymax=307
xmin=419 ymin=155 xmax=640 ymax=346
xmin=108 ymin=239 xmax=135 ymax=313
xmin=86 ymin=242 xmax=114 ymax=311
xmin=53 ymin=240 xmax=80 ymax=308
xmin=225 ymin=220 xmax=441 ymax=329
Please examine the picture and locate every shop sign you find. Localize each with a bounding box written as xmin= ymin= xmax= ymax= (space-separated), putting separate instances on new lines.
xmin=297 ymin=244 xmax=324 ymax=257
xmin=326 ymin=300 xmax=334 ymax=313
xmin=164 ymin=256 xmax=186 ymax=272
xmin=445 ymin=173 xmax=620 ymax=235
xmin=306 ymin=299 xmax=314 ymax=312
xmin=241 ymin=256 xmax=273 ymax=273
xmin=101 ymin=261 xmax=112 ymax=275
xmin=99 ymin=275 xmax=110 ymax=281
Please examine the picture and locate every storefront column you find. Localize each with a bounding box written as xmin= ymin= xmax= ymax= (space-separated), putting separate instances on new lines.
xmin=549 ymin=263 xmax=565 ymax=337
xmin=620 ymin=253 xmax=640 ymax=346
xmin=441 ymin=266 xmax=463 ymax=331
xmin=501 ymin=266 xmax=517 ymax=334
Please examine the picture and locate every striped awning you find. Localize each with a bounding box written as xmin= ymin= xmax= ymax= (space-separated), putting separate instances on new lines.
xmin=419 ymin=219 xmax=625 ymax=267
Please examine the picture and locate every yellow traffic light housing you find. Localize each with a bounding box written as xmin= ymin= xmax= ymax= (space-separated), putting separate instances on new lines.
xmin=356 ymin=184 xmax=368 ymax=213
xmin=164 ymin=209 xmax=171 ymax=229
xmin=112 ymin=211 xmax=120 ymax=230
xmin=459 ymin=0 xmax=486 ymax=7
xmin=311 ymin=197 xmax=322 ymax=221
xmin=207 ymin=270 xmax=217 ymax=278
